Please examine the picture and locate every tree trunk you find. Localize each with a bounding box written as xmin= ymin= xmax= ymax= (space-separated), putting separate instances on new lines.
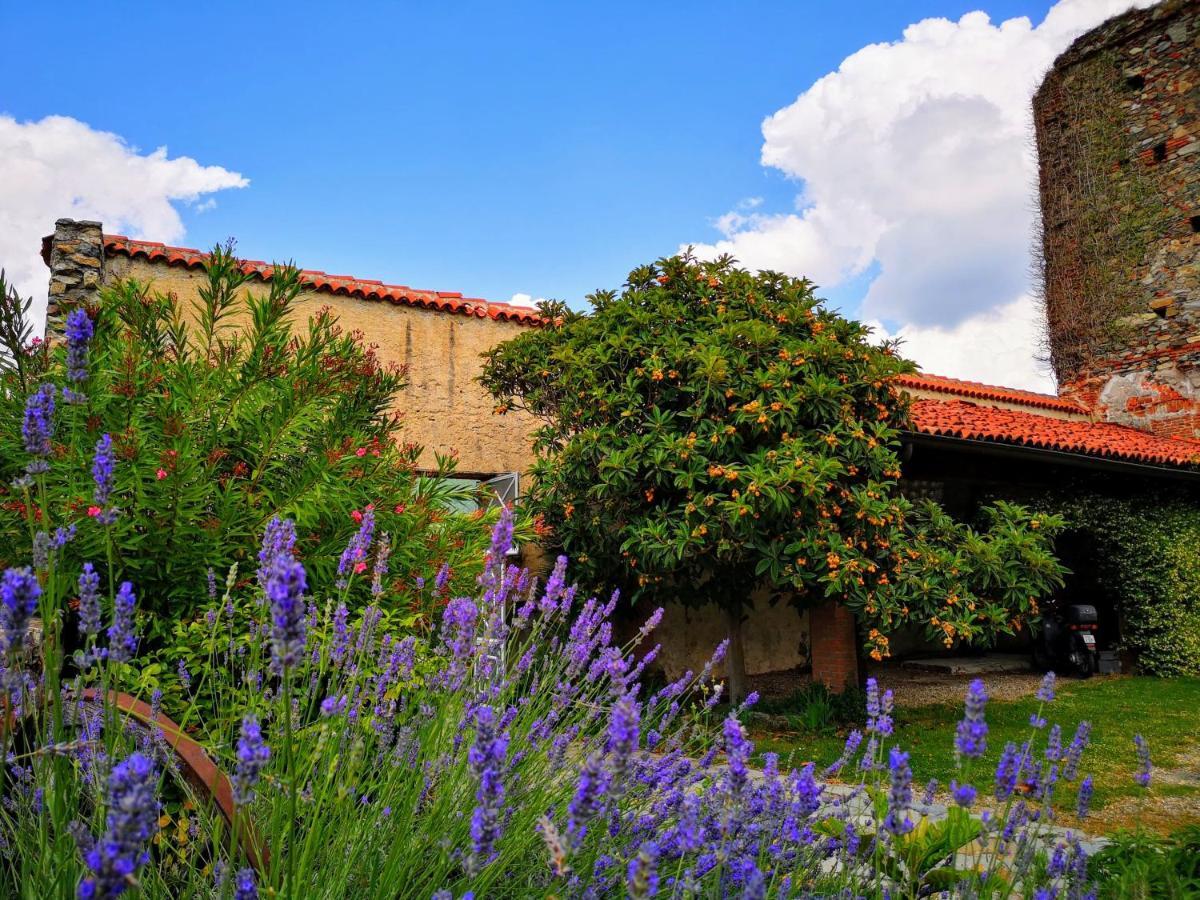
xmin=725 ymin=603 xmax=747 ymax=705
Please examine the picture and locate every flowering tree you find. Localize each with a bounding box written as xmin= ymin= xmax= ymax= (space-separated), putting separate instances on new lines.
xmin=482 ymin=253 xmax=1065 ymax=696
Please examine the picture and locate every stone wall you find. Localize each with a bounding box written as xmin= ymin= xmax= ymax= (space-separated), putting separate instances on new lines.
xmin=44 ymin=226 xmax=539 ymax=476
xmin=45 ymin=219 xmax=104 ymax=341
xmin=1035 ymin=0 xmax=1200 ymax=438
xmin=648 ymin=588 xmax=813 ymax=688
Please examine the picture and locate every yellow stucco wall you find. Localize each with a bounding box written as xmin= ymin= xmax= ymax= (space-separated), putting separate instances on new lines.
xmin=106 ymin=255 xmax=538 ymax=476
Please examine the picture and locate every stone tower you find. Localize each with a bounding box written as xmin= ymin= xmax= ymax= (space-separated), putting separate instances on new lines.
xmin=1034 ymin=0 xmax=1200 ymax=438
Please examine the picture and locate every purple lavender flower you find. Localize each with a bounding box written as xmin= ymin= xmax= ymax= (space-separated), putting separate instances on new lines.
xmin=607 ymin=696 xmax=640 ymax=781
xmin=951 ymin=780 xmax=977 ymax=807
xmin=48 ymin=525 xmax=76 ymax=555
xmin=331 ymin=603 xmax=351 ymax=665
xmin=74 ymin=752 xmax=159 ymax=900
xmin=824 ymin=729 xmax=863 ymax=776
xmin=1 ymin=567 xmax=40 ymax=657
xmin=371 ymin=532 xmax=391 ymax=596
xmin=1045 ymin=724 xmax=1062 ymax=763
xmin=336 ymin=507 xmax=375 ymax=589
xmin=434 ymin=562 xmax=451 ymax=595
xmin=440 ymin=597 xmax=478 ymax=660
xmin=1134 ymin=734 xmax=1152 ymax=787
xmin=233 ymin=715 xmax=270 ymax=806
xmin=78 ymin=562 xmax=101 ymax=638
xmin=883 ymin=747 xmax=913 ymax=835
xmin=234 ymin=868 xmax=258 ymax=900
xmin=22 ymin=383 xmax=55 ymax=473
xmin=107 ymin=582 xmax=138 ymax=663
xmin=480 ymin=507 xmax=515 ymax=586
xmin=626 ymin=841 xmax=659 ymax=899
xmin=91 ymin=434 xmax=118 ymax=524
xmin=1062 ymin=721 xmax=1091 ymax=781
xmin=1036 ymin=671 xmax=1056 ymax=703
xmin=540 ymin=555 xmax=568 ymax=614
xmin=257 ymin=517 xmax=297 ymax=588
xmin=65 ymin=308 xmax=94 ymax=382
xmin=954 ymin=678 xmax=988 ymax=759
xmin=468 ymin=705 xmax=509 ymax=871
xmin=1076 ymin=776 xmax=1093 ymax=819
xmin=921 ymin=778 xmax=938 ymax=806
xmin=265 ymin=552 xmax=308 ymax=670
xmin=724 ymin=716 xmax=752 ymax=796
xmin=177 ymin=659 xmax=191 ymax=692
xmin=568 ymin=752 xmax=610 ymax=845
xmin=995 ymin=742 xmax=1021 ymax=800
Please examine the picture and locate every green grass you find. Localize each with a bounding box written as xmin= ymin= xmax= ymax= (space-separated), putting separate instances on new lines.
xmin=749 ymin=676 xmax=1200 ymax=834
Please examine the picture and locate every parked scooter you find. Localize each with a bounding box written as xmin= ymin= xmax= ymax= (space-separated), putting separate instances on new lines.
xmin=1032 ymin=604 xmax=1099 ymax=678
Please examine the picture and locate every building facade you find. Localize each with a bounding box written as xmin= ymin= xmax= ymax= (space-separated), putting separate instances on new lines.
xmin=43 ymin=219 xmax=539 ymax=479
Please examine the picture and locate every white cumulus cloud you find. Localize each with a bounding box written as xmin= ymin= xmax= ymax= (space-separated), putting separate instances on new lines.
xmin=691 ymin=0 xmax=1155 ymax=389
xmin=508 ymin=293 xmax=545 ymax=308
xmin=0 ymin=114 xmax=248 ymax=328
xmin=867 ymin=295 xmax=1052 ymax=392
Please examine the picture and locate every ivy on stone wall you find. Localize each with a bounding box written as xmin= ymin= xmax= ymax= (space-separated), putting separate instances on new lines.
xmin=1036 ymin=50 xmax=1170 ymax=381
xmin=1043 ymin=490 xmax=1200 ymax=677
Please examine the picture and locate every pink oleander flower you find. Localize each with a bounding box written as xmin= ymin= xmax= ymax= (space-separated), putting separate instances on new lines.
xmin=156 ymin=468 xmax=168 ymax=480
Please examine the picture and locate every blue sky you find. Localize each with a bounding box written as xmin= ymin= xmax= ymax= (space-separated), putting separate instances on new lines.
xmin=3 ymin=0 xmax=1144 ymax=389
xmin=2 ymin=1 xmax=1046 ymax=305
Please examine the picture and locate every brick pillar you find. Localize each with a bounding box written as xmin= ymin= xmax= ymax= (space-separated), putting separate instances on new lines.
xmin=810 ymin=601 xmax=860 ymax=693
xmin=45 ymin=219 xmax=104 ymax=343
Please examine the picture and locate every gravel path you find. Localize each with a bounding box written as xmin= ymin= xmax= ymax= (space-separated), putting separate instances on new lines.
xmin=866 ymin=663 xmax=1085 ymax=708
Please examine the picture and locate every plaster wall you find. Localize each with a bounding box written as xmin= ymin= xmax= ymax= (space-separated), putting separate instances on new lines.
xmin=106 ymin=255 xmax=538 ymax=476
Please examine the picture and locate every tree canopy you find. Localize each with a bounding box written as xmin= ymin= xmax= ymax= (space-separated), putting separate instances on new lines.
xmin=483 ymin=253 xmax=1064 ymax=683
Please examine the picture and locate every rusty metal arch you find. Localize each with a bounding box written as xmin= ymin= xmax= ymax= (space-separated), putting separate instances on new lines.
xmin=81 ymin=689 xmax=269 ymax=873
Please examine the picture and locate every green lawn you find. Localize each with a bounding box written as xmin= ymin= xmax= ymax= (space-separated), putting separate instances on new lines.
xmin=748 ymin=676 xmax=1200 ymax=835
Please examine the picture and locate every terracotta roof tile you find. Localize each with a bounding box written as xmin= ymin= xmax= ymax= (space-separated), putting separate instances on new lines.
xmin=100 ymin=235 xmax=544 ymax=326
xmin=909 ymin=398 xmax=1200 ymax=469
xmin=894 ymin=372 xmax=1086 ymax=414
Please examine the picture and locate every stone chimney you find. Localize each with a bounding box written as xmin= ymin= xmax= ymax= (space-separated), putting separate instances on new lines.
xmin=44 ymin=219 xmax=104 ymax=342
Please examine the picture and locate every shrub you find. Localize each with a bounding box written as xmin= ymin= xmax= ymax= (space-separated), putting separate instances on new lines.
xmin=482 ymin=252 xmax=1065 ymax=692
xmin=1043 ymin=491 xmax=1200 ymax=676
xmin=1088 ymin=826 xmax=1200 ymax=897
xmin=0 ymin=248 xmax=495 ymax=648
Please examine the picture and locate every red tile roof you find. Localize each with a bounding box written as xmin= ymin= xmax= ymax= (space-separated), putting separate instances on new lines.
xmin=894 ymin=372 xmax=1086 ymax=414
xmin=97 ymin=235 xmax=544 ymax=326
xmin=909 ymin=397 xmax=1200 ymax=469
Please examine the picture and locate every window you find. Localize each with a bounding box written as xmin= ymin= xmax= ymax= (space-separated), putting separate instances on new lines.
xmin=1152 ymin=141 xmax=1168 ymax=163
xmin=1125 ymin=74 xmax=1145 ymax=91
xmin=1190 ymin=215 xmax=1200 ymax=234
xmin=442 ymin=473 xmax=521 ymax=555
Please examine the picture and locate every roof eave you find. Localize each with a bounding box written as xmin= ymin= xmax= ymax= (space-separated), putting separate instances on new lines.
xmin=902 ymin=430 xmax=1200 ymax=482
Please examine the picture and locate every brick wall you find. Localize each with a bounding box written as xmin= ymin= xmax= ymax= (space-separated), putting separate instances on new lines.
xmin=1035 ymin=0 xmax=1200 ymax=438
xmin=809 ymin=601 xmax=861 ymax=693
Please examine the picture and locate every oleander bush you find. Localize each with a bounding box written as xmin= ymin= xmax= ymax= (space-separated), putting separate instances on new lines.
xmin=0 ymin=259 xmax=496 ymax=655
